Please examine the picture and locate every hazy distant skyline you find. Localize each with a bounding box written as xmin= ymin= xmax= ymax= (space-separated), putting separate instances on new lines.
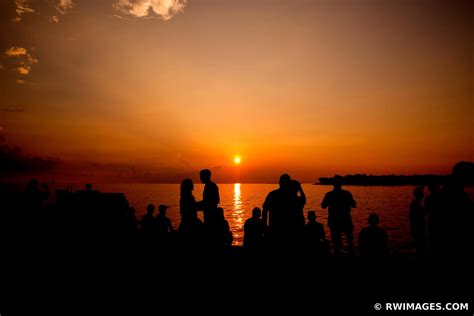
xmin=1 ymin=0 xmax=473 ymax=183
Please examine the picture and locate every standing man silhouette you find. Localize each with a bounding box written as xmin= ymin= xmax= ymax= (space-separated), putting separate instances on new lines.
xmin=198 ymin=169 xmax=220 ymax=225
xmin=321 ymin=175 xmax=356 ymax=254
xmin=262 ymin=174 xmax=293 ymax=247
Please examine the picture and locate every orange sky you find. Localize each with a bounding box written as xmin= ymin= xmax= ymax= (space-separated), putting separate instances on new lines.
xmin=0 ymin=0 xmax=473 ymax=183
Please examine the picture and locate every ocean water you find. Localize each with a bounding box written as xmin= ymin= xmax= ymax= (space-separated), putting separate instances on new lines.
xmin=93 ymin=183 xmax=474 ymax=254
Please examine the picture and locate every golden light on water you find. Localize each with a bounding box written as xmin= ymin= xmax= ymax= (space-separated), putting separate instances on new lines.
xmin=232 ymin=183 xmax=244 ymax=243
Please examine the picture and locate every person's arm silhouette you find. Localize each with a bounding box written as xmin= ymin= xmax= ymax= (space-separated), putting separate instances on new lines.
xmin=297 ymin=181 xmax=306 ymax=206
xmin=321 ymin=192 xmax=329 ymax=209
xmin=262 ymin=207 xmax=269 ymax=228
xmin=349 ymin=192 xmax=356 ymax=208
xmin=262 ymin=193 xmax=272 ymax=228
xmin=168 ymin=219 xmax=175 ymax=233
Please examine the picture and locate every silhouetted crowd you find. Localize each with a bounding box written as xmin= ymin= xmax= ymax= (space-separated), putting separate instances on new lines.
xmin=1 ymin=167 xmax=472 ymax=258
xmin=409 ymin=181 xmax=473 ymax=257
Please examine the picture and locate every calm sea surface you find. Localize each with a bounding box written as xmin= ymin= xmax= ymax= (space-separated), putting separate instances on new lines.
xmin=95 ymin=183 xmax=474 ymax=254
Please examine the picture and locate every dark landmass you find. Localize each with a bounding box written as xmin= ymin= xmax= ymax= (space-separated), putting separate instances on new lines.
xmin=318 ymin=174 xmax=452 ymax=186
xmin=317 ymin=161 xmax=474 ymax=186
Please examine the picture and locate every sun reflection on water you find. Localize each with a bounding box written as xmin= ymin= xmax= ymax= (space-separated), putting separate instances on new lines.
xmin=232 ymin=183 xmax=244 ymax=244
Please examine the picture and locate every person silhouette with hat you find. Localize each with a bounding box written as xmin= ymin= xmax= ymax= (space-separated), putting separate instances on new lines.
xmin=155 ymin=204 xmax=174 ymax=242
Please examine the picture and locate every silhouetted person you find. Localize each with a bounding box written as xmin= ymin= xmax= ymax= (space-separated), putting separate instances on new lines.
xmin=155 ymin=204 xmax=174 ymax=242
xmin=304 ymin=210 xmax=327 ymax=256
xmin=80 ymin=183 xmax=97 ymax=203
xmin=262 ymin=174 xmax=293 ymax=246
xmin=207 ymin=207 xmax=232 ymax=252
xmin=197 ymin=169 xmax=220 ymax=225
xmin=44 ymin=179 xmax=56 ymax=206
xmin=243 ymin=207 xmax=265 ymax=254
xmin=124 ymin=207 xmax=139 ymax=238
xmin=78 ymin=183 xmax=99 ymax=223
xmin=218 ymin=207 xmax=233 ymax=248
xmin=179 ymin=179 xmax=203 ymax=239
xmin=321 ymin=176 xmax=356 ymax=254
xmin=409 ymin=186 xmax=426 ymax=256
xmin=424 ymin=183 xmax=442 ymax=254
xmin=140 ymin=204 xmax=155 ymax=238
xmin=25 ymin=178 xmax=40 ymax=194
xmin=359 ymin=213 xmax=388 ymax=257
xmin=437 ymin=167 xmax=473 ymax=257
xmin=290 ymin=180 xmax=306 ymax=237
xmin=25 ymin=178 xmax=48 ymax=209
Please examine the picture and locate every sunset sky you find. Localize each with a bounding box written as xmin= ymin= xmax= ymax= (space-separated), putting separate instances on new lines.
xmin=0 ymin=0 xmax=472 ymax=183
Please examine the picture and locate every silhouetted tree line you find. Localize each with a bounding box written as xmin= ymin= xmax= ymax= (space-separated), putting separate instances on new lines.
xmin=318 ymin=162 xmax=474 ymax=186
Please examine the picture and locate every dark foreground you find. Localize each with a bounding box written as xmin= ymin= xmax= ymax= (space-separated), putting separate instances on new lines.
xmin=1 ymin=188 xmax=472 ymax=315
xmin=1 ymin=249 xmax=472 ymax=315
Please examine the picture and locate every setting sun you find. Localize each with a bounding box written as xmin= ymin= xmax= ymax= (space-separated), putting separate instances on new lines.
xmin=233 ymin=156 xmax=242 ymax=165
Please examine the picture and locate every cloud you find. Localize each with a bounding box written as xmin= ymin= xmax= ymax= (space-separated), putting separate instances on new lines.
xmin=14 ymin=0 xmax=34 ymax=22
xmin=27 ymin=54 xmax=38 ymax=64
xmin=5 ymin=47 xmax=27 ymax=57
xmin=4 ymin=47 xmax=38 ymax=76
xmin=13 ymin=0 xmax=74 ymax=23
xmin=56 ymin=0 xmax=74 ymax=14
xmin=114 ymin=0 xmax=186 ymax=20
xmin=17 ymin=66 xmax=31 ymax=75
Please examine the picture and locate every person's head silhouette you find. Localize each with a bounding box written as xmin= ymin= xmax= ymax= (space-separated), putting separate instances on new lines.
xmin=279 ymin=174 xmax=291 ymax=190
xmin=413 ymin=186 xmax=424 ymax=200
xmin=180 ymin=178 xmax=194 ymax=196
xmin=252 ymin=207 xmax=261 ymax=219
xmin=333 ymin=175 xmax=343 ymax=190
xmin=26 ymin=178 xmax=39 ymax=192
xmin=307 ymin=210 xmax=316 ymax=223
xmin=159 ymin=204 xmax=169 ymax=216
xmin=146 ymin=204 xmax=155 ymax=215
xmin=200 ymin=169 xmax=212 ymax=184
xmin=290 ymin=179 xmax=302 ymax=194
xmin=368 ymin=213 xmax=379 ymax=226
xmin=451 ymin=161 xmax=472 ymax=188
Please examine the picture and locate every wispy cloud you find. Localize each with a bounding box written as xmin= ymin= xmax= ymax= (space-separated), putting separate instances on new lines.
xmin=13 ymin=0 xmax=74 ymax=23
xmin=4 ymin=47 xmax=38 ymax=77
xmin=114 ymin=0 xmax=186 ymax=21
xmin=53 ymin=0 xmax=74 ymax=21
xmin=12 ymin=0 xmax=186 ymax=23
xmin=17 ymin=66 xmax=31 ymax=75
xmin=5 ymin=47 xmax=27 ymax=57
xmin=56 ymin=0 xmax=74 ymax=14
xmin=13 ymin=0 xmax=34 ymax=22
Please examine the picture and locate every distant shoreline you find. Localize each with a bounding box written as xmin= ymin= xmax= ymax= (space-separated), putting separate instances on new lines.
xmin=316 ymin=175 xmax=474 ymax=187
xmin=314 ymin=183 xmax=444 ymax=187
